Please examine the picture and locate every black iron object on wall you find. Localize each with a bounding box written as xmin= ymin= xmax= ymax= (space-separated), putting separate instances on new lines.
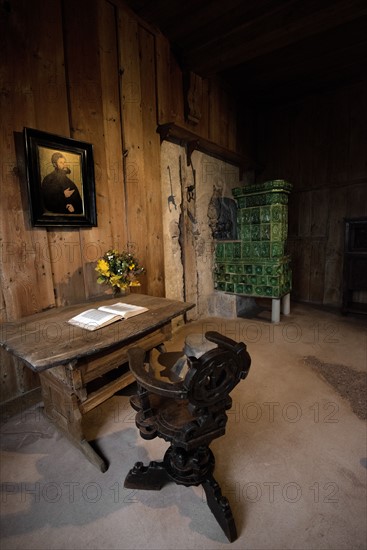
xmin=208 ymin=196 xmax=238 ymax=240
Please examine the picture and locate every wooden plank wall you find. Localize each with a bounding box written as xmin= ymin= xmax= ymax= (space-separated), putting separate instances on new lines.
xmin=256 ymin=80 xmax=367 ymax=306
xmin=0 ymin=0 xmax=242 ymax=402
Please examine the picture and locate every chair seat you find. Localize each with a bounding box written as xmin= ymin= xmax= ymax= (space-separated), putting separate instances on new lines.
xmin=134 ymin=392 xmax=229 ymax=449
xmin=151 ymin=397 xmax=193 ymax=430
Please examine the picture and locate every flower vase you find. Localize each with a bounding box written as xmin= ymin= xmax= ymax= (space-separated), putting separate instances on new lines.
xmin=112 ymin=286 xmax=129 ymax=297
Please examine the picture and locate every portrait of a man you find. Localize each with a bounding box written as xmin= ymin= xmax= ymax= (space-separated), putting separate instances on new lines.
xmin=24 ymin=127 xmax=97 ymax=227
xmin=40 ymin=149 xmax=84 ymax=215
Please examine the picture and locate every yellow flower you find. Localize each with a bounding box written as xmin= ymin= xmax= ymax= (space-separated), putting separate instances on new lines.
xmin=96 ymin=259 xmax=110 ymax=276
xmin=109 ymin=275 xmax=122 ymax=287
xmin=95 ymin=249 xmax=145 ymax=290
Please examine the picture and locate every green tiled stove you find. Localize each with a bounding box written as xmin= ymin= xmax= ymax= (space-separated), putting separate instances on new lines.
xmin=214 ymin=180 xmax=292 ymax=322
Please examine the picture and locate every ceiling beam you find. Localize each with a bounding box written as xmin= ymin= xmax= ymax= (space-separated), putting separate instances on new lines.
xmin=181 ymin=0 xmax=367 ymax=75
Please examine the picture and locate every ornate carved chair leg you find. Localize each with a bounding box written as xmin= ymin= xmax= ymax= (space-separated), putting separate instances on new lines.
xmin=124 ymin=460 xmax=169 ymax=491
xmin=202 ymin=476 xmax=237 ymax=542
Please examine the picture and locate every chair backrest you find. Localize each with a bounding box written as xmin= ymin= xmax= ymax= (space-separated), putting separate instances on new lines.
xmin=183 ymin=331 xmax=251 ymax=410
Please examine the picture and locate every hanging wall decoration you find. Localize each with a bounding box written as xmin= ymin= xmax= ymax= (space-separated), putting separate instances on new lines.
xmin=23 ymin=127 xmax=97 ymax=227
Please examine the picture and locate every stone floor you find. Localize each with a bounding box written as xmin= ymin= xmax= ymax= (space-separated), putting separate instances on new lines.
xmin=0 ymin=301 xmax=366 ymax=550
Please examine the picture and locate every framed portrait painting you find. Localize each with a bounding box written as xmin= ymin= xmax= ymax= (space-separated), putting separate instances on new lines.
xmin=23 ymin=128 xmax=97 ymax=227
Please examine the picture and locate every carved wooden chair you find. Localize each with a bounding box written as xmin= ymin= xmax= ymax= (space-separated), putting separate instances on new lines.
xmin=124 ymin=331 xmax=251 ymax=542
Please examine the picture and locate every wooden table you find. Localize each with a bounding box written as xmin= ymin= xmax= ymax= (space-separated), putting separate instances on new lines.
xmin=0 ymin=294 xmax=194 ymax=471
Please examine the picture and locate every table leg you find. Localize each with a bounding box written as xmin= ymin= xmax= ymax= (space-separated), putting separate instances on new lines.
xmin=39 ymin=370 xmax=108 ymax=472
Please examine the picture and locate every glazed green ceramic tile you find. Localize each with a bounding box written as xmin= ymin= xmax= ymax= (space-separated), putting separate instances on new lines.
xmin=255 ymin=286 xmax=265 ymax=295
xmin=271 ymin=205 xmax=282 ymax=222
xmin=260 ymin=243 xmax=270 ymax=257
xmin=241 ymin=225 xmax=251 ymax=241
xmin=243 ymin=243 xmax=251 ymax=257
xmin=271 ymin=223 xmax=282 ymax=240
xmin=251 ymin=243 xmax=262 ymax=257
xmin=271 ymin=242 xmax=284 ymax=257
xmin=260 ymin=206 xmax=271 ymax=222
xmin=251 ymin=225 xmax=260 ymax=240
xmin=261 ymin=224 xmax=270 ymax=240
xmin=233 ymin=242 xmax=241 ymax=258
xmin=224 ymin=242 xmax=233 ymax=259
xmin=232 ymin=180 xmax=292 ymax=198
xmin=217 ymin=260 xmax=291 ymax=297
xmin=270 ymin=193 xmax=280 ymax=205
xmin=214 ymin=180 xmax=292 ymax=299
xmin=215 ymin=243 xmax=224 ymax=259
xmin=253 ymin=195 xmax=262 ymax=207
xmin=243 ymin=210 xmax=252 ymax=224
xmin=250 ymin=208 xmax=260 ymax=224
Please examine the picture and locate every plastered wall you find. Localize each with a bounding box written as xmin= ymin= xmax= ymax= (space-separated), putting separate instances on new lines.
xmin=160 ymin=141 xmax=244 ymax=320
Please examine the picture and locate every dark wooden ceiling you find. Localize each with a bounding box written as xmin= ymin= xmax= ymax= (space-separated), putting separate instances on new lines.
xmin=124 ymin=0 xmax=367 ymax=104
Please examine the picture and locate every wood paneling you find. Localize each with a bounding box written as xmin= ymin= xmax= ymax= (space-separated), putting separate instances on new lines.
xmin=0 ymin=0 xmax=59 ymax=320
xmin=138 ymin=25 xmax=165 ymax=295
xmin=155 ymin=37 xmax=240 ymax=147
xmin=118 ymin=9 xmax=153 ymax=294
xmin=0 ymin=0 xmax=242 ymax=402
xmin=257 ymin=81 xmax=367 ymax=306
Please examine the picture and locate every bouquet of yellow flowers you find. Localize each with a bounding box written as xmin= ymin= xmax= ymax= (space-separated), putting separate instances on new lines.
xmin=95 ymin=249 xmax=145 ymax=292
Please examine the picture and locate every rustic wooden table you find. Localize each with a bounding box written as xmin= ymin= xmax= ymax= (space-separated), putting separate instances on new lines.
xmin=0 ymin=294 xmax=194 ymax=471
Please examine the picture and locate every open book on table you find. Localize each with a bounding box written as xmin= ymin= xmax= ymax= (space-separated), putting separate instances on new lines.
xmin=68 ymin=302 xmax=148 ymax=331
